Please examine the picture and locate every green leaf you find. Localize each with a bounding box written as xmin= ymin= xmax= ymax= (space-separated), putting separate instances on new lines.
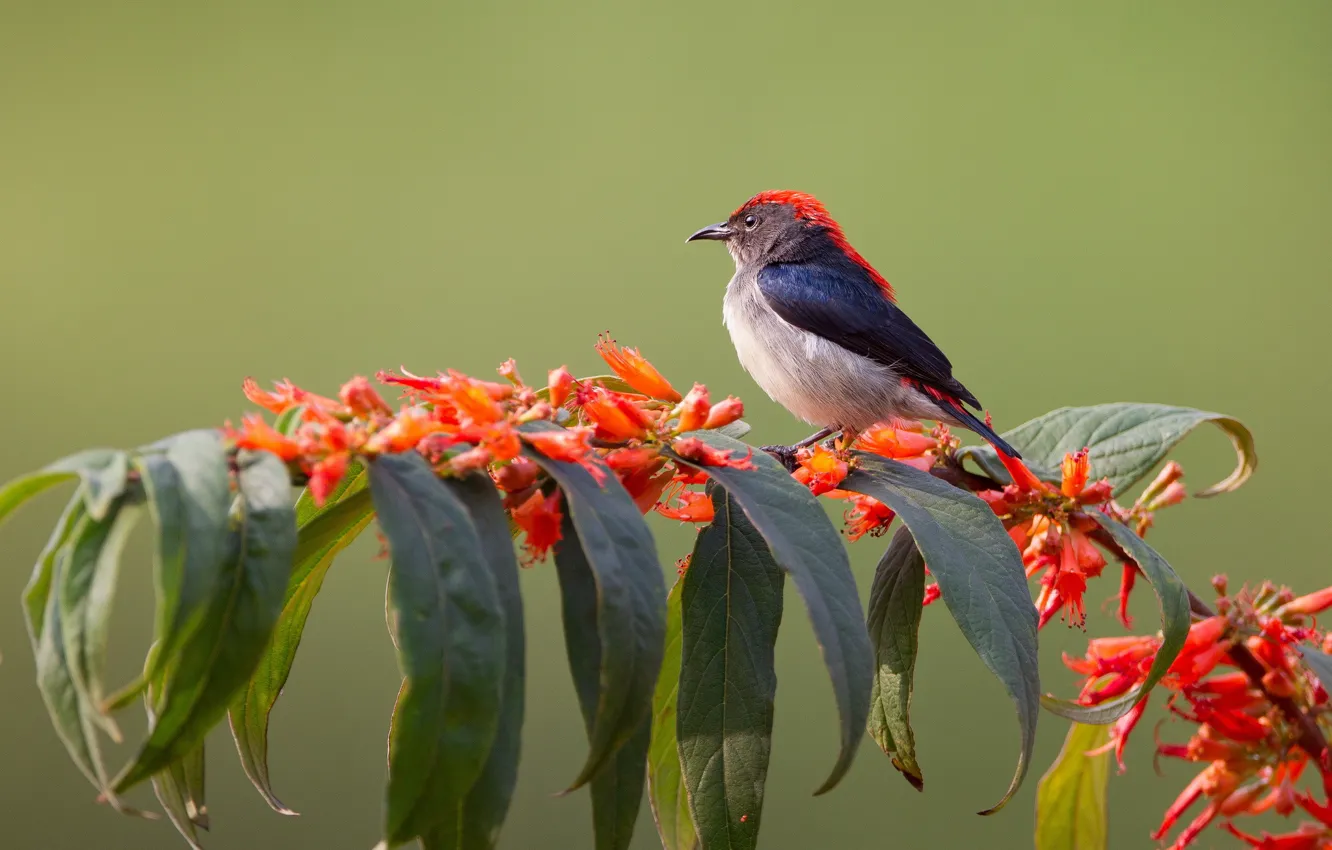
xmin=149 ymin=674 xmax=208 ymax=850
xmin=294 ymin=459 xmax=365 ymax=527
xmin=865 ymin=526 xmax=926 ymax=790
xmin=1034 ymin=722 xmax=1110 ymax=850
xmin=647 ymin=578 xmax=698 ymax=850
xmin=520 ymin=422 xmax=666 ymax=792
xmin=665 ymin=431 xmax=870 ymax=796
xmin=421 ymin=474 xmax=527 ymax=850
xmin=229 ymin=468 xmax=373 ymax=815
xmin=1298 ymin=647 xmax=1332 ymax=697
xmin=274 ymin=406 xmax=305 ymax=437
xmin=114 ymin=450 xmax=297 ymax=793
xmin=370 ymin=453 xmax=506 ymax=845
xmin=678 ymin=486 xmax=784 ymax=850
xmin=59 ymin=500 xmax=142 ymax=742
xmin=133 ymin=431 xmax=235 ymax=700
xmin=842 ymin=453 xmax=1037 ymax=814
xmin=0 ymin=469 xmax=77 ymax=530
xmin=1040 ymin=514 xmax=1189 ymax=725
xmin=0 ymin=448 xmax=131 ymax=531
xmin=961 ymin=403 xmax=1256 ymax=498
xmin=28 ymin=501 xmax=125 ymax=807
xmin=554 ymin=516 xmax=650 ymax=850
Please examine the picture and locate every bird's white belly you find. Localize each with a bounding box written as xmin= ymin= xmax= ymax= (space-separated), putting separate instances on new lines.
xmin=722 ymin=273 xmax=931 ymax=431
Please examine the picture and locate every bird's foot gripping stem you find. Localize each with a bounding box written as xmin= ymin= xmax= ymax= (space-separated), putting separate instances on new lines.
xmin=760 ymin=444 xmax=800 ymax=473
xmin=760 ymin=427 xmax=836 ymax=473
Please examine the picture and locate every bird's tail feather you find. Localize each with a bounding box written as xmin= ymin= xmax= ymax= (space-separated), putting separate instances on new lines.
xmin=931 ymin=398 xmax=1022 ymax=460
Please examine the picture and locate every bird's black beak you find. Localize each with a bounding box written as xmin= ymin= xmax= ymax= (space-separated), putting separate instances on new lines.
xmin=686 ymin=222 xmax=732 ymax=243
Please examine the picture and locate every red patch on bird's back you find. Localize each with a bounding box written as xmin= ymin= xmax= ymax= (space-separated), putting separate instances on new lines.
xmin=735 ymin=190 xmax=896 ymax=301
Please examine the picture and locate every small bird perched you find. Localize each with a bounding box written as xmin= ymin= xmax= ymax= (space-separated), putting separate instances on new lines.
xmin=687 ymin=189 xmax=1020 ymax=465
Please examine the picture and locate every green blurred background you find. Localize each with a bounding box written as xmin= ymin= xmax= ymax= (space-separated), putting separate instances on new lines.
xmin=1 ymin=2 xmax=1329 ymax=847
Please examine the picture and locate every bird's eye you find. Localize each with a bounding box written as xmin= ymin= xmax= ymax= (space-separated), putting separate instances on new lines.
xmin=744 ymin=214 xmax=758 ymax=229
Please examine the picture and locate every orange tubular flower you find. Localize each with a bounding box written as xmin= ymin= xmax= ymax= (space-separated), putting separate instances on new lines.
xmin=512 ymin=490 xmax=563 ymax=563
xmin=1061 ymin=448 xmax=1090 ymax=498
xmin=606 ymin=448 xmax=670 ymax=513
xmin=229 ymin=414 xmax=300 ymax=461
xmin=703 ymin=397 xmax=744 ymax=430
xmin=835 ymin=493 xmax=895 ymax=541
xmin=581 ymin=387 xmax=655 ymax=441
xmin=594 ymin=334 xmax=681 ymax=402
xmin=655 ymin=488 xmax=715 ymax=523
xmin=547 ymin=366 xmax=574 ymax=409
xmin=674 ymin=384 xmax=711 ymax=432
xmin=792 ymin=445 xmax=848 ymax=496
xmin=670 ymin=436 xmax=755 ymax=470
xmin=497 ymin=358 xmax=523 ymax=386
xmin=243 ymin=377 xmax=344 ymax=418
xmin=365 ymin=407 xmax=449 ymax=454
xmin=339 ymin=375 xmax=393 ymax=418
xmin=1222 ymin=822 xmax=1331 ymax=850
xmin=1278 ymin=586 xmax=1332 ymax=617
xmin=519 ymin=426 xmax=594 ymax=464
xmin=854 ymin=425 xmax=938 ymax=460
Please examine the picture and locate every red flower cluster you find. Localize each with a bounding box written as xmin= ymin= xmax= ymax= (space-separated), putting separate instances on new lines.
xmin=974 ymin=450 xmax=1186 ymax=629
xmin=229 ymin=335 xmax=747 ymax=563
xmin=1064 ymin=579 xmax=1332 ymax=849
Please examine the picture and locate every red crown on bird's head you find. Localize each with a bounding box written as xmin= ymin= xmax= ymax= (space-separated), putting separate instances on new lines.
xmin=733 ymin=190 xmax=895 ymax=301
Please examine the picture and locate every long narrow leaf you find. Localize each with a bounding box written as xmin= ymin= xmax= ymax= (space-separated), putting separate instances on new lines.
xmin=59 ymin=501 xmax=141 ymax=743
xmin=678 ymin=486 xmax=784 ymax=850
xmin=664 ymin=431 xmax=870 ymax=796
xmin=865 ymin=526 xmax=926 ymax=789
xmin=230 ymin=472 xmax=373 ymax=814
xmin=422 ymin=475 xmax=527 ymax=850
xmin=520 ymin=422 xmax=666 ymax=792
xmin=370 ymin=453 xmax=505 ymax=846
xmin=554 ymin=517 xmax=650 ymax=850
xmin=647 ymin=578 xmax=698 ymax=850
xmin=842 ymin=453 xmax=1037 ymax=814
xmin=115 ymin=450 xmax=297 ymax=792
xmin=1034 ymin=722 xmax=1110 ymax=850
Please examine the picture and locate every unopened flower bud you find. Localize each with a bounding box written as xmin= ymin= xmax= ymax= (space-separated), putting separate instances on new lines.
xmin=703 ymin=397 xmax=744 ymax=430
xmin=674 ymin=383 xmax=711 ymax=432
xmin=547 ymin=367 xmax=574 ymax=409
xmin=1139 ymin=461 xmax=1185 ymax=507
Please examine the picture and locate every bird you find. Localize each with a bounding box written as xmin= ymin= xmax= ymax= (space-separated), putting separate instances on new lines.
xmin=686 ymin=189 xmax=1020 ymax=467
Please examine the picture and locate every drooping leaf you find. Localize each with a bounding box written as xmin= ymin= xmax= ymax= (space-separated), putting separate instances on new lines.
xmin=665 ymin=431 xmax=871 ymax=796
xmin=27 ymin=500 xmax=123 ymax=805
xmin=554 ymin=516 xmax=650 ymax=850
xmin=230 ymin=469 xmax=373 ymax=815
xmin=1040 ymin=514 xmax=1189 ymax=725
xmin=520 ymin=422 xmax=666 ymax=792
xmin=842 ymin=453 xmax=1037 ymax=814
xmin=421 ymin=475 xmax=527 ymax=850
xmin=149 ymin=675 xmax=208 ymax=850
xmin=865 ymin=525 xmax=926 ymax=789
xmin=370 ymin=453 xmax=506 ymax=846
xmin=0 ymin=448 xmax=128 ymax=531
xmin=121 ymin=431 xmax=234 ymax=710
xmin=115 ymin=450 xmax=297 ymax=793
xmin=677 ymin=486 xmax=784 ymax=850
xmin=59 ymin=500 xmax=141 ymax=742
xmin=647 ymin=577 xmax=698 ymax=850
xmin=1297 ymin=647 xmax=1332 ymax=697
xmin=961 ymin=403 xmax=1256 ymax=498
xmin=1034 ymin=722 xmax=1110 ymax=850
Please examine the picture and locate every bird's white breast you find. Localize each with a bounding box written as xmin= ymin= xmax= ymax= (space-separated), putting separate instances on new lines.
xmin=721 ymin=269 xmax=937 ymax=432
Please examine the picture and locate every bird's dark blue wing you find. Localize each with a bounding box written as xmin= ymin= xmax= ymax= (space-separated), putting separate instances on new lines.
xmin=756 ymin=260 xmax=980 ymax=409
